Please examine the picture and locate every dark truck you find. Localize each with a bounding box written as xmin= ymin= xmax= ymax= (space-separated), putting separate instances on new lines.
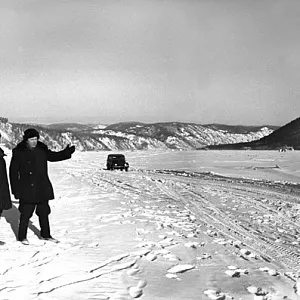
xmin=106 ymin=154 xmax=129 ymax=171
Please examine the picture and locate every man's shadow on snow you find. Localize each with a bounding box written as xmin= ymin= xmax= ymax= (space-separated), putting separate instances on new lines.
xmin=2 ymin=201 xmax=41 ymax=240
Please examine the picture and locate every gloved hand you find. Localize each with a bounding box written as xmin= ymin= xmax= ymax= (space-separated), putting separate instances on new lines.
xmin=64 ymin=144 xmax=75 ymax=156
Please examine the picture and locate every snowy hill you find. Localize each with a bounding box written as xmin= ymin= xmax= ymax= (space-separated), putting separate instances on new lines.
xmin=206 ymin=117 xmax=300 ymax=150
xmin=46 ymin=123 xmax=108 ymax=132
xmin=0 ymin=117 xmax=275 ymax=151
xmin=102 ymin=122 xmax=275 ymax=150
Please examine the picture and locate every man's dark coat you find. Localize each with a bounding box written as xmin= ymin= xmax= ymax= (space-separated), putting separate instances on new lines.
xmin=9 ymin=141 xmax=72 ymax=204
xmin=0 ymin=147 xmax=12 ymax=211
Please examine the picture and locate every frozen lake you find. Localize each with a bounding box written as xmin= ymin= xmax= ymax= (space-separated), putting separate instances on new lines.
xmin=72 ymin=149 xmax=300 ymax=184
xmin=2 ymin=148 xmax=300 ymax=299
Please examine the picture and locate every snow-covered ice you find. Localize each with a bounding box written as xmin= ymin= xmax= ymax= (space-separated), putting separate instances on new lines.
xmin=1 ymin=149 xmax=300 ymax=299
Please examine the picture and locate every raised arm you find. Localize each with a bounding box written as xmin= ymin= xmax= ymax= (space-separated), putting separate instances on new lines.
xmin=46 ymin=144 xmax=75 ymax=162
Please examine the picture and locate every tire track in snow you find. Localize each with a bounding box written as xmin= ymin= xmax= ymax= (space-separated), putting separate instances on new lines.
xmin=67 ymin=166 xmax=300 ymax=272
xmin=150 ymin=173 xmax=300 ymax=271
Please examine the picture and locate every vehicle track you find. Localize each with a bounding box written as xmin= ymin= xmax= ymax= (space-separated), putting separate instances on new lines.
xmin=67 ymin=166 xmax=300 ymax=271
xmin=152 ymin=175 xmax=300 ymax=271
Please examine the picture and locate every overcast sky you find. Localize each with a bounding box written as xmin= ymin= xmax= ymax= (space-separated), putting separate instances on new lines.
xmin=1 ymin=0 xmax=300 ymax=125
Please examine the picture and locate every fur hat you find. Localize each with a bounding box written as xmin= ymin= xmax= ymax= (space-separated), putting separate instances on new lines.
xmin=23 ymin=128 xmax=40 ymax=141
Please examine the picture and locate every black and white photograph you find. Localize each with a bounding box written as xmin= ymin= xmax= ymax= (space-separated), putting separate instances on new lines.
xmin=1 ymin=0 xmax=300 ymax=299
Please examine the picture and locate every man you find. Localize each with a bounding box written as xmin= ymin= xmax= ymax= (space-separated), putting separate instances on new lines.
xmin=0 ymin=133 xmax=12 ymax=217
xmin=9 ymin=128 xmax=75 ymax=245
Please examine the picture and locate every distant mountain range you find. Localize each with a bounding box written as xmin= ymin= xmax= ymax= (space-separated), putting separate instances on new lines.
xmin=0 ymin=116 xmax=284 ymax=151
xmin=206 ymin=117 xmax=300 ymax=150
xmin=45 ymin=123 xmax=107 ymax=131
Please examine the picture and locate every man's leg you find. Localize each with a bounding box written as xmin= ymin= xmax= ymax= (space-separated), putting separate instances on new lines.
xmin=36 ymin=201 xmax=51 ymax=238
xmin=18 ymin=203 xmax=35 ymax=241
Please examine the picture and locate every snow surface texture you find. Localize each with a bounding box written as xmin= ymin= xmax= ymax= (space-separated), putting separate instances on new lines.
xmin=1 ymin=150 xmax=300 ymax=300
